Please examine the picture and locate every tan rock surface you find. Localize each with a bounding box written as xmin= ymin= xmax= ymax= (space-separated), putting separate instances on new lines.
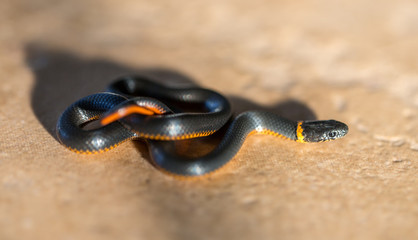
xmin=1 ymin=0 xmax=417 ymax=239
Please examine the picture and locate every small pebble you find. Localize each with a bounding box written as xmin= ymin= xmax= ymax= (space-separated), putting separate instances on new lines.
xmin=410 ymin=141 xmax=418 ymax=151
xmin=402 ymin=108 xmax=415 ymax=119
xmin=391 ymin=138 xmax=405 ymax=147
xmin=374 ymin=135 xmax=404 ymax=146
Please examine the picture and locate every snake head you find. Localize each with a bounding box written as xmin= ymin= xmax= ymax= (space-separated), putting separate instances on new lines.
xmin=298 ymin=120 xmax=348 ymax=142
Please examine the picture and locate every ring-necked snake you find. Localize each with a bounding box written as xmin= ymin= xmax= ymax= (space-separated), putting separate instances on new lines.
xmin=57 ymin=75 xmax=348 ymax=177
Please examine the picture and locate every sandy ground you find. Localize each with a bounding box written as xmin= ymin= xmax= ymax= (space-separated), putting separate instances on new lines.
xmin=1 ymin=0 xmax=417 ymax=239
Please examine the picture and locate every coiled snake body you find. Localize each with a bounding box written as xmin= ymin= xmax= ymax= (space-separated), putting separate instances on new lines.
xmin=57 ymin=76 xmax=348 ymax=177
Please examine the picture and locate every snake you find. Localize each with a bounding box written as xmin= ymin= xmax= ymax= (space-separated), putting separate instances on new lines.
xmin=57 ymin=75 xmax=348 ymax=177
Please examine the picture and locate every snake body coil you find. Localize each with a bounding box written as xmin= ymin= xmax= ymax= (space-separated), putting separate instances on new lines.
xmin=57 ymin=76 xmax=348 ymax=177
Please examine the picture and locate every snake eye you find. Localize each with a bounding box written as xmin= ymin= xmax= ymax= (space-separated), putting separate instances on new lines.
xmin=328 ymin=131 xmax=337 ymax=138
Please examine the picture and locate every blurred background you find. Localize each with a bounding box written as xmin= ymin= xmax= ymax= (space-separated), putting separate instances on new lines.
xmin=1 ymin=0 xmax=417 ymax=239
xmin=3 ymin=0 xmax=418 ymax=101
